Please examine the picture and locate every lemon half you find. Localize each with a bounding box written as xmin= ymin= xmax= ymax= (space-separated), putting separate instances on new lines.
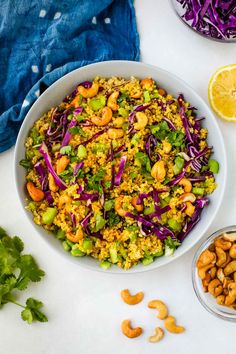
xmin=208 ymin=64 xmax=236 ymax=122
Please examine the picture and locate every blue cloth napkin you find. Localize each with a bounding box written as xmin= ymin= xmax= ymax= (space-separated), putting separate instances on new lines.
xmin=0 ymin=0 xmax=139 ymax=153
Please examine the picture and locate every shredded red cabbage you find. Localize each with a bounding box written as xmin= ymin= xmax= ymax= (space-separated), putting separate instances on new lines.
xmin=73 ymin=162 xmax=84 ymax=176
xmin=81 ymin=212 xmax=92 ymax=228
xmin=163 ymin=117 xmax=176 ymax=130
xmin=61 ymin=118 xmax=77 ymax=148
xmin=81 ymin=128 xmax=108 ymax=145
xmin=145 ymin=135 xmax=159 ymax=162
xmin=176 ymin=0 xmax=236 ymax=40
xmin=44 ymin=190 xmax=54 ymax=206
xmin=34 ymin=161 xmax=48 ymax=191
xmin=107 ymin=144 xmax=126 ymax=162
xmin=78 ymin=193 xmax=99 ymax=201
xmin=39 ymin=142 xmax=67 ymax=190
xmin=114 ymin=155 xmax=127 ymax=186
xmin=70 ymin=213 xmax=76 ymax=228
xmin=74 ymin=106 xmax=83 ymax=115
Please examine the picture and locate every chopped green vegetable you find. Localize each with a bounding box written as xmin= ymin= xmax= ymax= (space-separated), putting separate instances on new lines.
xmin=100 ymin=261 xmax=111 ymax=270
xmin=62 ymin=240 xmax=71 ymax=252
xmin=149 ymin=121 xmax=169 ymax=140
xmin=117 ymin=91 xmax=129 ymax=103
xmin=19 ymin=159 xmax=32 ymax=169
xmin=143 ymin=91 xmax=151 ymax=102
xmin=69 ymin=126 xmax=86 ymax=136
xmin=110 ymin=246 xmax=118 ymax=264
xmin=118 ymin=107 xmax=128 ymax=118
xmin=77 ymin=145 xmax=87 ymax=159
xmin=135 ymin=152 xmax=151 ymax=173
xmin=95 ymin=213 xmax=106 ymax=232
xmin=144 ymin=203 xmax=155 ymax=215
xmin=56 ymin=228 xmax=65 ymax=240
xmin=104 ymin=199 xmax=115 ymax=212
xmin=131 ymin=133 xmax=141 ymax=146
xmin=168 ymin=219 xmax=182 ymax=232
xmin=153 ymin=250 xmax=164 ymax=257
xmin=71 ymin=244 xmax=85 ymax=257
xmin=60 ymin=145 xmax=72 ymax=155
xmin=173 ymin=156 xmax=184 ymax=175
xmin=164 ymin=236 xmax=181 ymax=256
xmin=208 ymin=159 xmax=219 ymax=174
xmin=167 ymin=130 xmax=185 ymax=147
xmin=67 ymin=113 xmax=74 ymax=121
xmin=192 ymin=187 xmax=204 ymax=196
xmin=89 ymin=96 xmax=106 ymax=111
xmin=42 ymin=208 xmax=57 ymax=225
xmin=142 ymin=256 xmax=153 ymax=265
xmin=0 ymin=227 xmax=47 ymax=324
xmin=82 ymin=239 xmax=93 ymax=252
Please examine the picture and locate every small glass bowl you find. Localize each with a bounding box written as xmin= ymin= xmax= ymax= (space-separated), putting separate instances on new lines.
xmin=192 ymin=226 xmax=236 ymax=322
xmin=170 ymin=0 xmax=236 ymax=43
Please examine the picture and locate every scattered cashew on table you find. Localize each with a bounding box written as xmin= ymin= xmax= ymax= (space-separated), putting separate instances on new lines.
xmin=120 ymin=289 xmax=185 ymax=342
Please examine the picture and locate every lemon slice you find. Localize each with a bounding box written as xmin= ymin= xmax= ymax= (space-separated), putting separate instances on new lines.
xmin=208 ymin=64 xmax=236 ymax=122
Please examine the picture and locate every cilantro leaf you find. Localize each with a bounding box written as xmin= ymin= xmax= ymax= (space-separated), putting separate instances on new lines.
xmin=107 ymin=212 xmax=120 ymax=227
xmin=0 ymin=227 xmax=8 ymax=239
xmin=16 ymin=255 xmax=45 ymax=285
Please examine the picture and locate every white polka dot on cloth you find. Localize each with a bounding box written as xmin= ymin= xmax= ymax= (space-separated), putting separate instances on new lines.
xmin=46 ymin=64 xmax=52 ymax=72
xmin=54 ymin=12 xmax=61 ymax=20
xmin=35 ymin=90 xmax=40 ymax=98
xmin=22 ymin=99 xmax=30 ymax=107
xmin=39 ymin=9 xmax=46 ymax=18
xmin=31 ymin=65 xmax=39 ymax=73
xmin=104 ymin=17 xmax=111 ymax=24
xmin=92 ymin=16 xmax=97 ymax=24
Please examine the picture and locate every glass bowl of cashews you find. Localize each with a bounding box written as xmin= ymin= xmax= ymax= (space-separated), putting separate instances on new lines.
xmin=192 ymin=225 xmax=236 ymax=322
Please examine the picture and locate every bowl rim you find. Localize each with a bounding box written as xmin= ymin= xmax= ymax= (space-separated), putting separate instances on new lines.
xmin=14 ymin=60 xmax=227 ymax=273
xmin=192 ymin=225 xmax=236 ymax=322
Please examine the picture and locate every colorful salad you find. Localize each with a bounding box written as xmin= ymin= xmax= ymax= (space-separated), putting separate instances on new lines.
xmin=20 ymin=76 xmax=219 ymax=269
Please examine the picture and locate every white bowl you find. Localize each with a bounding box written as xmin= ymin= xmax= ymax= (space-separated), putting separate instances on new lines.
xmin=14 ymin=60 xmax=227 ymax=273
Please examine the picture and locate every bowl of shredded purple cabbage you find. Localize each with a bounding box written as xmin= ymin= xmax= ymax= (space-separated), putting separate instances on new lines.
xmin=171 ymin=0 xmax=236 ymax=41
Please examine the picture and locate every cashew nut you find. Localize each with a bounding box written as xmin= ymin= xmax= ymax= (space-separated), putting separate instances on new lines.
xmin=121 ymin=319 xmax=143 ymax=338
xmin=214 ymin=237 xmax=232 ymax=251
xmin=114 ymin=117 xmax=125 ymax=127
xmin=131 ymin=196 xmax=143 ymax=213
xmin=225 ymin=283 xmax=236 ymax=306
xmin=120 ymin=289 xmax=144 ymax=305
xmin=179 ymin=193 xmax=196 ymax=203
xmin=216 ymin=295 xmax=225 ymax=305
xmin=185 ymin=201 xmax=195 ymax=217
xmin=234 ymin=272 xmax=236 ymax=282
xmin=149 ymin=327 xmax=164 ymax=343
xmin=216 ymin=268 xmax=225 ymax=283
xmin=196 ymin=249 xmax=216 ymax=269
xmin=164 ymin=316 xmax=185 ymax=334
xmin=216 ymin=247 xmax=227 ymax=267
xmin=78 ymin=82 xmax=99 ymax=98
xmin=148 ymin=300 xmax=169 ymax=320
xmin=66 ymin=227 xmax=83 ymax=243
xmin=151 ymin=160 xmax=166 ymax=181
xmin=198 ymin=264 xmax=214 ymax=280
xmin=224 ymin=260 xmax=236 ymax=276
xmin=26 ymin=181 xmax=45 ymax=202
xmin=178 ymin=178 xmax=192 ymax=193
xmin=202 ymin=273 xmax=211 ymax=290
xmin=162 ymin=140 xmax=172 ymax=154
xmin=229 ymin=244 xmax=236 ymax=259
xmin=223 ymin=232 xmax=236 ymax=242
xmin=91 ymin=106 xmax=113 ymax=126
xmin=107 ymin=128 xmax=124 ymax=139
xmin=134 ymin=112 xmax=148 ymax=130
xmin=58 ymin=194 xmax=72 ymax=213
xmin=140 ymin=78 xmax=154 ymax=90
xmin=158 ymin=88 xmax=167 ymax=97
xmin=48 ymin=173 xmax=58 ymax=192
xmin=220 ymin=252 xmax=231 ymax=268
xmin=130 ymin=91 xmax=142 ymax=99
xmin=56 ymin=155 xmax=70 ymax=174
xmin=107 ymin=91 xmax=119 ymax=111
xmin=208 ymin=279 xmax=223 ymax=297
xmin=210 ymin=266 xmax=217 ymax=279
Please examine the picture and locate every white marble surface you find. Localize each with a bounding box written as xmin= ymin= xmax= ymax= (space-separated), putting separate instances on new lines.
xmin=1 ymin=1 xmax=236 ymax=353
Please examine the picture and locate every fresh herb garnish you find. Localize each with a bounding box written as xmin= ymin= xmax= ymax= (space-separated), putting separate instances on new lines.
xmin=60 ymin=145 xmax=72 ymax=155
xmin=19 ymin=159 xmax=32 ymax=169
xmin=107 ymin=211 xmax=121 ymax=227
xmin=69 ymin=126 xmax=86 ymax=137
xmin=0 ymin=227 xmax=47 ymax=324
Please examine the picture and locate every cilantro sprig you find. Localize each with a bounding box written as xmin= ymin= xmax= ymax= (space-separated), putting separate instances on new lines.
xmin=0 ymin=227 xmax=48 ymax=324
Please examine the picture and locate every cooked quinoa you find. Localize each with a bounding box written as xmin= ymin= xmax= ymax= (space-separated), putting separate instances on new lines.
xmin=21 ymin=76 xmax=219 ymax=270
